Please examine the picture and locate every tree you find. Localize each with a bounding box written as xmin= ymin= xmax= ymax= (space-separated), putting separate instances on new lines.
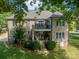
xmin=0 ymin=0 xmax=10 ymax=12
xmin=69 ymin=17 xmax=76 ymax=31
xmin=9 ymin=0 xmax=27 ymax=45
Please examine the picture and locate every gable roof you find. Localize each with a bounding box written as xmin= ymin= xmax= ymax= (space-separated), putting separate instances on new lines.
xmin=52 ymin=11 xmax=63 ymax=17
xmin=23 ymin=11 xmax=39 ymax=20
xmin=7 ymin=11 xmax=63 ymax=21
xmin=37 ymin=11 xmax=53 ymax=20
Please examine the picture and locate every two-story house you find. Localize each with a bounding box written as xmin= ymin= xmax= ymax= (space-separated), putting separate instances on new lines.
xmin=7 ymin=11 xmax=68 ymax=47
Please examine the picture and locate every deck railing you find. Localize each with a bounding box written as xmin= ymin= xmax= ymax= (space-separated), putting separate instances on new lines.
xmin=34 ymin=24 xmax=51 ymax=29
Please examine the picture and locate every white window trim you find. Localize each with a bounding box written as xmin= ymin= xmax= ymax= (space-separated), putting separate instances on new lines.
xmin=56 ymin=32 xmax=64 ymax=39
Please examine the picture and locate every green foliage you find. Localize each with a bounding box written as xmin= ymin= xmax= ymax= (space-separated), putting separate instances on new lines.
xmin=39 ymin=0 xmax=79 ymax=23
xmin=0 ymin=42 xmax=70 ymax=59
xmin=24 ymin=41 xmax=33 ymax=49
xmin=69 ymin=18 xmax=76 ymax=31
xmin=45 ymin=40 xmax=56 ymax=50
xmin=0 ymin=0 xmax=10 ymax=12
xmin=9 ymin=0 xmax=27 ymax=30
xmin=24 ymin=40 xmax=40 ymax=50
xmin=0 ymin=12 xmax=11 ymax=33
xmin=13 ymin=26 xmax=26 ymax=44
xmin=1 ymin=33 xmax=79 ymax=59
xmin=32 ymin=41 xmax=40 ymax=50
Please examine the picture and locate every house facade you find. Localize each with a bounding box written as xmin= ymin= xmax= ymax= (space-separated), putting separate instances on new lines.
xmin=7 ymin=11 xmax=68 ymax=47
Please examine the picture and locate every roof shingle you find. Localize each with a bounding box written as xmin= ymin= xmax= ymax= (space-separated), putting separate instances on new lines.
xmin=7 ymin=11 xmax=63 ymax=21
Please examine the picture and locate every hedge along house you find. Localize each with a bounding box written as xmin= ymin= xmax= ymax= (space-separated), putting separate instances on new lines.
xmin=7 ymin=11 xmax=68 ymax=48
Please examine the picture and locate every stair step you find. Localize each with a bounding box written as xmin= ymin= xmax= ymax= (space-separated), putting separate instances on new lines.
xmin=40 ymin=40 xmax=46 ymax=50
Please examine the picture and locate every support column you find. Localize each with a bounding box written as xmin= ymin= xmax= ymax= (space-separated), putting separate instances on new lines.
xmin=51 ymin=19 xmax=53 ymax=41
xmin=8 ymin=20 xmax=14 ymax=43
xmin=32 ymin=30 xmax=34 ymax=41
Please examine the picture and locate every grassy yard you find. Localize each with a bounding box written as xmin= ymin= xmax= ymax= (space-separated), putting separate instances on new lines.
xmin=0 ymin=42 xmax=69 ymax=59
xmin=0 ymin=33 xmax=79 ymax=59
xmin=65 ymin=33 xmax=79 ymax=59
xmin=69 ymin=33 xmax=79 ymax=49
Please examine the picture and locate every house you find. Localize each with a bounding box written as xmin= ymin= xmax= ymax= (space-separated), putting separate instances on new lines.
xmin=7 ymin=11 xmax=68 ymax=47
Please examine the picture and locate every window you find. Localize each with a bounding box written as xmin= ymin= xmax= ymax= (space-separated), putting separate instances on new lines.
xmin=56 ymin=32 xmax=65 ymax=39
xmin=56 ymin=32 xmax=59 ymax=39
xmin=35 ymin=20 xmax=45 ymax=29
xmin=56 ymin=20 xmax=65 ymax=26
xmin=61 ymin=21 xmax=65 ymax=26
xmin=46 ymin=19 xmax=51 ymax=29
xmin=59 ymin=32 xmax=61 ymax=39
xmin=56 ymin=21 xmax=59 ymax=26
xmin=62 ymin=32 xmax=64 ymax=38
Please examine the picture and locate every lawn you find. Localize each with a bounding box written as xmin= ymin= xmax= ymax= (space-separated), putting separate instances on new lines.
xmin=0 ymin=33 xmax=79 ymax=59
xmin=69 ymin=33 xmax=79 ymax=49
xmin=0 ymin=42 xmax=69 ymax=59
xmin=65 ymin=33 xmax=79 ymax=59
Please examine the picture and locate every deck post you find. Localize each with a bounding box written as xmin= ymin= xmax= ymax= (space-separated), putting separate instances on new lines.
xmin=32 ymin=30 xmax=34 ymax=41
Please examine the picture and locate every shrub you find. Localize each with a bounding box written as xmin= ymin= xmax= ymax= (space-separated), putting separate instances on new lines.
xmin=32 ymin=41 xmax=40 ymax=50
xmin=12 ymin=26 xmax=26 ymax=44
xmin=24 ymin=40 xmax=40 ymax=50
xmin=45 ymin=40 xmax=56 ymax=50
xmin=24 ymin=41 xmax=33 ymax=49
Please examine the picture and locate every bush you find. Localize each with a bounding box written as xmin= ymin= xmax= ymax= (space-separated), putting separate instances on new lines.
xmin=24 ymin=40 xmax=40 ymax=50
xmin=45 ymin=40 xmax=56 ymax=50
xmin=24 ymin=41 xmax=33 ymax=49
xmin=32 ymin=41 xmax=40 ymax=50
xmin=12 ymin=26 xmax=26 ymax=44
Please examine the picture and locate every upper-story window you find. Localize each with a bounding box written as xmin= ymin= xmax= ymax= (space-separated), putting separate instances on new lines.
xmin=56 ymin=32 xmax=65 ymax=39
xmin=35 ymin=20 xmax=45 ymax=29
xmin=35 ymin=19 xmax=51 ymax=29
xmin=46 ymin=18 xmax=51 ymax=29
xmin=56 ymin=20 xmax=65 ymax=26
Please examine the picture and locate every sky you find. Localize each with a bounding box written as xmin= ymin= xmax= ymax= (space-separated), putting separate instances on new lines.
xmin=25 ymin=0 xmax=41 ymax=11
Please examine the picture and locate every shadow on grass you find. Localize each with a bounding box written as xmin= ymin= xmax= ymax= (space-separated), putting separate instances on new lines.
xmin=69 ymin=33 xmax=79 ymax=49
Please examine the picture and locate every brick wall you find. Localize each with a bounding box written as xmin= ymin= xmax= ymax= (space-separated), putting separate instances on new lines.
xmin=52 ymin=19 xmax=68 ymax=47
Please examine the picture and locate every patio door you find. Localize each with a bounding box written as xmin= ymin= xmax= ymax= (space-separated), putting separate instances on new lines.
xmin=39 ymin=32 xmax=44 ymax=40
xmin=35 ymin=31 xmax=51 ymax=40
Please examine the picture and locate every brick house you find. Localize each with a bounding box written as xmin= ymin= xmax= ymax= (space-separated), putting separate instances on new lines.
xmin=7 ymin=11 xmax=68 ymax=47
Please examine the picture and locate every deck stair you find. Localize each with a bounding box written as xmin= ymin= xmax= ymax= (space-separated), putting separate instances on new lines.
xmin=40 ymin=40 xmax=47 ymax=50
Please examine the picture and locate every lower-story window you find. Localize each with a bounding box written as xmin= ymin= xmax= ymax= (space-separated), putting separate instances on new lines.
xmin=56 ymin=32 xmax=64 ymax=39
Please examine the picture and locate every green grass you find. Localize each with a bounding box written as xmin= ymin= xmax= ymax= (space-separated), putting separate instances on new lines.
xmin=65 ymin=33 xmax=79 ymax=59
xmin=0 ymin=42 xmax=46 ymax=59
xmin=0 ymin=33 xmax=79 ymax=59
xmin=69 ymin=33 xmax=79 ymax=49
xmin=0 ymin=42 xmax=68 ymax=59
